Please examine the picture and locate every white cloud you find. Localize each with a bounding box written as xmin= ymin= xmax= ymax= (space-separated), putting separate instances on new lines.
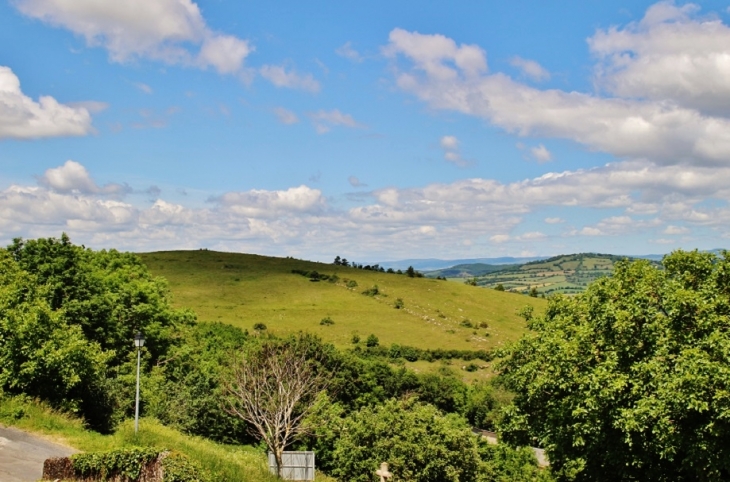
xmin=384 ymin=16 xmax=730 ymax=167
xmin=589 ymin=1 xmax=730 ymax=115
xmin=215 ymin=185 xmax=326 ymax=218
xmin=13 ymin=0 xmax=251 ymax=74
xmin=530 ymin=144 xmax=552 ymax=163
xmin=259 ymin=65 xmax=320 ymax=92
xmin=517 ymin=231 xmax=547 ymax=240
xmin=308 ymin=109 xmax=362 ymax=134
xmin=273 ymin=107 xmax=299 ymax=125
xmin=0 ymin=66 xmax=94 ymax=139
xmin=509 ymin=56 xmax=550 ymax=82
xmin=439 ymin=135 xmax=468 ymax=166
xmin=663 ymin=224 xmax=690 ymax=234
xmin=440 ymin=135 xmax=459 ymax=150
xmin=490 ymin=234 xmax=511 ymax=243
xmin=39 ymin=160 xmax=130 ymax=196
xmin=5 ymin=159 xmax=730 ymax=260
xmin=336 ymin=41 xmax=362 ymax=62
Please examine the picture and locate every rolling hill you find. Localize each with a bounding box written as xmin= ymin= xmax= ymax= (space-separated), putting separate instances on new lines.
xmin=138 ymin=250 xmax=545 ymax=353
xmin=468 ymin=253 xmax=660 ymax=295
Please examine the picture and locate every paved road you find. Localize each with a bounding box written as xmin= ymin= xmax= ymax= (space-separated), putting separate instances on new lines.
xmin=0 ymin=425 xmax=77 ymax=482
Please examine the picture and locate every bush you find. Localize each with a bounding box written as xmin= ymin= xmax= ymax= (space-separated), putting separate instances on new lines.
xmin=252 ymin=323 xmax=267 ymax=331
xmin=324 ymin=399 xmax=481 ymax=482
xmin=320 ymin=316 xmax=335 ymax=326
xmin=394 ymin=298 xmax=404 ymax=309
xmin=361 ymin=285 xmax=379 ymax=296
xmin=366 ymin=334 xmax=379 ymax=347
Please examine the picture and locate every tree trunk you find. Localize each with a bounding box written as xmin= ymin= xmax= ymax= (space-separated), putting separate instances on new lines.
xmin=275 ymin=447 xmax=284 ymax=479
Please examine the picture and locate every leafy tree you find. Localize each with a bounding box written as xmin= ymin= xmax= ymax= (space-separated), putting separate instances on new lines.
xmin=144 ymin=322 xmax=252 ymax=444
xmin=0 ymin=235 xmax=194 ymax=430
xmin=333 ymin=256 xmax=341 ymax=265
xmin=324 ymin=398 xmax=481 ymax=482
xmin=528 ymin=286 xmax=538 ymax=297
xmin=478 ymin=442 xmax=554 ymax=482
xmin=494 ymin=284 xmax=505 ymax=291
xmin=406 ymin=266 xmax=416 ymax=278
xmin=499 ymin=251 xmax=730 ymax=481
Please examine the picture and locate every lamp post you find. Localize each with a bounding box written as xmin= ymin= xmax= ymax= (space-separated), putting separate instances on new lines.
xmin=133 ymin=331 xmax=145 ymax=434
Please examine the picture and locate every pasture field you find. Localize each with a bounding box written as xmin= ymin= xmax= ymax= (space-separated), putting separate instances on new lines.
xmin=471 ymin=253 xmax=655 ymax=295
xmin=139 ymin=250 xmax=545 ymax=352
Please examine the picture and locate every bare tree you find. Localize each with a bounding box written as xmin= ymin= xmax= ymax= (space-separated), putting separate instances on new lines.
xmin=223 ymin=338 xmax=330 ymax=478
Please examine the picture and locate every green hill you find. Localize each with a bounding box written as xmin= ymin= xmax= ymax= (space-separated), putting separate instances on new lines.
xmin=426 ymin=263 xmax=513 ymax=278
xmin=474 ymin=253 xmax=659 ymax=295
xmin=138 ymin=250 xmax=545 ymax=353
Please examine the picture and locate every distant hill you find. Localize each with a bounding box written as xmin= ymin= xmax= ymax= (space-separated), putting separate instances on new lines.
xmin=375 ymin=256 xmax=548 ymax=272
xmin=466 ymin=253 xmax=661 ymax=296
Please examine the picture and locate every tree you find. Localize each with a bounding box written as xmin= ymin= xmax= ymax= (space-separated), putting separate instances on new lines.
xmin=223 ymin=337 xmax=331 ymax=478
xmin=366 ymin=334 xmax=379 ymax=347
xmin=499 ymin=251 xmax=730 ymax=481
xmin=323 ymin=398 xmax=481 ymax=482
xmin=333 ymin=256 xmax=341 ymax=265
xmin=406 ymin=266 xmax=416 ymax=278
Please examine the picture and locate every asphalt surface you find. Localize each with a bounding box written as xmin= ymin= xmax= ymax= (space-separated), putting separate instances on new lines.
xmin=0 ymin=425 xmax=77 ymax=482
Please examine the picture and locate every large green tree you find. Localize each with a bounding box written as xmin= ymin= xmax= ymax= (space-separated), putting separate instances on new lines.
xmin=499 ymin=250 xmax=730 ymax=481
xmin=0 ymin=235 xmax=194 ymax=430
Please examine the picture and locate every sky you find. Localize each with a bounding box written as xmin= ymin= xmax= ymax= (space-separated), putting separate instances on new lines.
xmin=2 ymin=0 xmax=730 ymax=262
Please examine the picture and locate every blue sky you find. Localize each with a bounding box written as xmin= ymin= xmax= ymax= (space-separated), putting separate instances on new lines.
xmin=2 ymin=0 xmax=730 ymax=262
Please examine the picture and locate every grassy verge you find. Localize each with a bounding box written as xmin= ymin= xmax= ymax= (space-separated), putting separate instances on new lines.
xmin=0 ymin=394 xmax=335 ymax=482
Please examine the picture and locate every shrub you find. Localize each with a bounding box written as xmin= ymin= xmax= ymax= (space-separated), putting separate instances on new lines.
xmin=366 ymin=334 xmax=379 ymax=347
xmin=320 ymin=316 xmax=335 ymax=326
xmin=494 ymin=284 xmax=505 ymax=291
xmin=252 ymin=323 xmax=267 ymax=331
xmin=394 ymin=298 xmax=404 ymax=309
xmin=351 ymin=333 xmax=360 ymax=344
xmin=325 ymin=399 xmax=481 ymax=482
xmin=361 ymin=285 xmax=379 ymax=297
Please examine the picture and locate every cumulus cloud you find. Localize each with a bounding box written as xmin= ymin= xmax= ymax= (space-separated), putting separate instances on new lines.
xmin=383 ymin=9 xmax=730 ymax=167
xmin=439 ymin=135 xmax=468 ymax=166
xmin=13 ymin=0 xmax=252 ymax=74
xmin=0 ymin=66 xmax=94 ymax=139
xmin=273 ymin=107 xmax=299 ymax=125
xmin=5 ymin=159 xmax=730 ymax=260
xmin=308 ymin=109 xmax=362 ymax=134
xmin=336 ymin=41 xmax=362 ymax=62
xmin=530 ymin=144 xmax=552 ymax=163
xmin=259 ymin=65 xmax=320 ymax=92
xmin=214 ymin=185 xmax=326 ymax=218
xmin=39 ymin=160 xmax=131 ymax=196
xmin=509 ymin=56 xmax=550 ymax=81
xmin=590 ymin=1 xmax=730 ymax=115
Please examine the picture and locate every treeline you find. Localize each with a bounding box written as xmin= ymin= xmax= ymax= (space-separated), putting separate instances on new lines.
xmin=333 ymin=256 xmax=425 ymax=277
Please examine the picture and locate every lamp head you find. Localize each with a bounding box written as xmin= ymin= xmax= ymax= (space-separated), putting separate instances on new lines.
xmin=134 ymin=331 xmax=145 ymax=348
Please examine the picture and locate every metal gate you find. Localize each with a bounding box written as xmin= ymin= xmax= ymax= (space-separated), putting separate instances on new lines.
xmin=268 ymin=451 xmax=315 ymax=481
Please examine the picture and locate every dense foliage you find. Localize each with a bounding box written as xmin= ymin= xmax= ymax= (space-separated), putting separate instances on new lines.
xmin=0 ymin=235 xmax=194 ymax=430
xmin=317 ymin=398 xmax=482 ymax=482
xmin=499 ymin=250 xmax=730 ymax=481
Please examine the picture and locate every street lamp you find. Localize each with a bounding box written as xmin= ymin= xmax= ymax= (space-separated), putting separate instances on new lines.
xmin=133 ymin=331 xmax=145 ymax=434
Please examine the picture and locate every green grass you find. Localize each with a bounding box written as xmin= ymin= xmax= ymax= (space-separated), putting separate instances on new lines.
xmin=0 ymin=395 xmax=335 ymax=482
xmin=139 ymin=250 xmax=546 ymax=352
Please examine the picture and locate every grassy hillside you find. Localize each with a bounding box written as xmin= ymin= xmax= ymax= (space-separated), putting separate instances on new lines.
xmin=426 ymin=263 xmax=513 ymax=278
xmin=139 ymin=250 xmax=545 ymax=352
xmin=473 ymin=253 xmax=658 ymax=295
